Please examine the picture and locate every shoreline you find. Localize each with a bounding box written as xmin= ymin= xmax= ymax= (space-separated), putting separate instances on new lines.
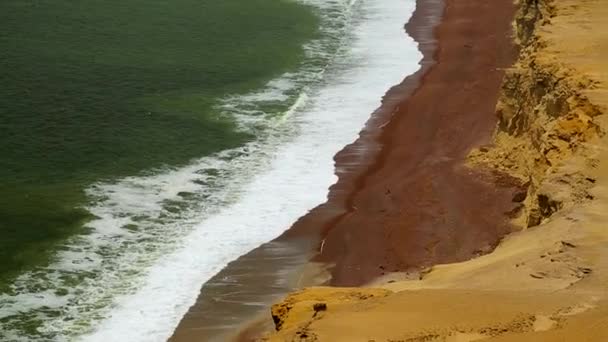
xmin=172 ymin=0 xmax=519 ymax=338
xmin=276 ymin=0 xmax=444 ymax=282
xmin=281 ymin=0 xmax=519 ymax=287
xmin=169 ymin=0 xmax=429 ymax=340
xmin=233 ymin=0 xmax=447 ymax=338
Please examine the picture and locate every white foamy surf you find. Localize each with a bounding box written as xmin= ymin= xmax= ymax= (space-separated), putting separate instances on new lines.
xmin=82 ymin=0 xmax=421 ymax=340
xmin=0 ymin=0 xmax=421 ymax=340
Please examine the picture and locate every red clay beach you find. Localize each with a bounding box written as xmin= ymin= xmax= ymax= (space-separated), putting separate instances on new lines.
xmin=289 ymin=0 xmax=521 ymax=286
xmin=171 ymin=0 xmax=521 ymax=339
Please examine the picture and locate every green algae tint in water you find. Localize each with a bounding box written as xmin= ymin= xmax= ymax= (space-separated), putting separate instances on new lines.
xmin=0 ymin=0 xmax=317 ymax=288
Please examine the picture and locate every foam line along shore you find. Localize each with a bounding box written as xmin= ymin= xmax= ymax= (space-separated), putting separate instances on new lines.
xmin=169 ymin=0 xmax=425 ymax=341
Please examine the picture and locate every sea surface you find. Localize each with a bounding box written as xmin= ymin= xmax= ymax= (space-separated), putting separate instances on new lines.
xmin=0 ymin=0 xmax=420 ymax=340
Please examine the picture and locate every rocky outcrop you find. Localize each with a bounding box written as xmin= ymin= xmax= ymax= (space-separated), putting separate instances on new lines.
xmin=269 ymin=287 xmax=390 ymax=335
xmin=469 ymin=0 xmax=604 ymax=228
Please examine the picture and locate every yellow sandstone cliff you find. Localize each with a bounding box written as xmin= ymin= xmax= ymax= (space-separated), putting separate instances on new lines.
xmin=469 ymin=0 xmax=604 ymax=229
xmin=261 ymin=0 xmax=608 ymax=340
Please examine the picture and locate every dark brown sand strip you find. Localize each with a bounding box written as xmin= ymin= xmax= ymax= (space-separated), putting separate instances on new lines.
xmin=315 ymin=0 xmax=519 ymax=286
xmin=281 ymin=0 xmax=521 ymax=287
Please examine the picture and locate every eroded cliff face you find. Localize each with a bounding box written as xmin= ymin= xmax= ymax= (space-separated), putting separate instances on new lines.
xmin=469 ymin=0 xmax=604 ymax=228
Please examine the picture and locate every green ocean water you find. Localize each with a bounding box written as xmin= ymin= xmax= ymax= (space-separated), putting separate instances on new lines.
xmin=0 ymin=0 xmax=317 ymax=290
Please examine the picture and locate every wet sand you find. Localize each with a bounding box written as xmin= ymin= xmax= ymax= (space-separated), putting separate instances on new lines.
xmin=281 ymin=0 xmax=520 ymax=286
xmin=169 ymin=238 xmax=322 ymax=341
xmin=171 ymin=0 xmax=519 ymax=339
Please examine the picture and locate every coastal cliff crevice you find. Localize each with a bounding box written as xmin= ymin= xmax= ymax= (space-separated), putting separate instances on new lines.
xmin=469 ymin=0 xmax=604 ymax=228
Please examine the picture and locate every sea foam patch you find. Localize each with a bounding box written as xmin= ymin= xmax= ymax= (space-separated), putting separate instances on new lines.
xmin=0 ymin=0 xmax=421 ymax=340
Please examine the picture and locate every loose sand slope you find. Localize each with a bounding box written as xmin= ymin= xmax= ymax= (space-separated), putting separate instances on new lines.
xmin=264 ymin=0 xmax=608 ymax=340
